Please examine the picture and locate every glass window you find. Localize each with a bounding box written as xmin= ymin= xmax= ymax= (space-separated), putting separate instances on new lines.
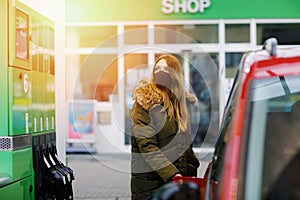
xmin=225 ymin=24 xmax=250 ymax=43
xmin=124 ymin=25 xmax=148 ymax=44
xmin=188 ymin=53 xmax=219 ymax=147
xmin=124 ymin=54 xmax=149 ymax=145
xmin=124 ymin=54 xmax=149 ymax=93
xmin=66 ymin=26 xmax=118 ymax=48
xmin=225 ymin=52 xmax=243 ymax=78
xmin=70 ymin=54 xmax=118 ymax=101
xmin=125 ymin=54 xmax=149 ymax=79
xmin=242 ymin=75 xmax=300 ymax=199
xmin=154 ymin=24 xmax=218 ymax=44
xmin=15 ymin=8 xmax=29 ymax=60
xmin=257 ymin=23 xmax=300 ymax=45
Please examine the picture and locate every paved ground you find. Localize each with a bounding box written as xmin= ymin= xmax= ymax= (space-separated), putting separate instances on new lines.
xmin=67 ymin=150 xmax=213 ymax=200
xmin=68 ymin=153 xmax=131 ymax=200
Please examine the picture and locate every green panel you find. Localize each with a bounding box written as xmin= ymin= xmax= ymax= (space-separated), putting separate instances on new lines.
xmin=8 ymin=68 xmax=31 ymax=136
xmin=33 ymin=72 xmax=49 ymax=134
xmin=0 ymin=148 xmax=32 ymax=183
xmin=0 ymin=176 xmax=33 ymax=200
xmin=44 ymin=73 xmax=50 ymax=132
xmin=43 ymin=24 xmax=51 ymax=74
xmin=31 ymin=71 xmax=39 ymax=133
xmin=37 ymin=72 xmax=44 ymax=133
xmin=49 ymin=74 xmax=56 ymax=131
xmin=41 ymin=72 xmax=47 ymax=133
xmin=0 ymin=0 xmax=9 ymax=136
xmin=66 ymin=0 xmax=300 ymax=22
xmin=31 ymin=71 xmax=41 ymax=133
xmin=27 ymin=73 xmax=33 ymax=134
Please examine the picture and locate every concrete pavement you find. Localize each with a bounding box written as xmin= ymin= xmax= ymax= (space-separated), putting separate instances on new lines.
xmin=67 ymin=149 xmax=213 ymax=200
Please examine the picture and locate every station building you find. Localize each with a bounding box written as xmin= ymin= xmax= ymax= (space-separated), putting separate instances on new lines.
xmin=64 ymin=0 xmax=300 ymax=153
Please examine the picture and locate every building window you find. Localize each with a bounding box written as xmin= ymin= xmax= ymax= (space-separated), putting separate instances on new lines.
xmin=225 ymin=52 xmax=243 ymax=78
xmin=189 ymin=53 xmax=219 ymax=147
xmin=66 ymin=26 xmax=118 ymax=48
xmin=257 ymin=23 xmax=300 ymax=45
xmin=124 ymin=25 xmax=148 ymax=44
xmin=154 ymin=24 xmax=218 ymax=44
xmin=225 ymin=24 xmax=250 ymax=43
xmin=77 ymin=54 xmax=118 ymax=101
xmin=124 ymin=53 xmax=149 ymax=145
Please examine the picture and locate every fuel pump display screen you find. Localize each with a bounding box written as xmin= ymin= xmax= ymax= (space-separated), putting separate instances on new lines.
xmin=16 ymin=8 xmax=29 ymax=61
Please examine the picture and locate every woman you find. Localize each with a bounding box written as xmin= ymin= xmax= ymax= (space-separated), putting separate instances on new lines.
xmin=130 ymin=54 xmax=200 ymax=200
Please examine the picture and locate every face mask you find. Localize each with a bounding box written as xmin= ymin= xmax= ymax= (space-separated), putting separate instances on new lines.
xmin=154 ymin=70 xmax=172 ymax=89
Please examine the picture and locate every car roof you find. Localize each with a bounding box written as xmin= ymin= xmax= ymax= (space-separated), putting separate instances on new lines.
xmin=241 ymin=47 xmax=300 ymax=80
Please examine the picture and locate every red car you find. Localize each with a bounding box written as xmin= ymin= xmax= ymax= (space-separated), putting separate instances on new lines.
xmin=205 ymin=38 xmax=300 ymax=200
xmin=156 ymin=38 xmax=300 ymax=200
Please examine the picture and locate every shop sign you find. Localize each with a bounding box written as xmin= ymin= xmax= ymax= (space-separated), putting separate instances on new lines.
xmin=161 ymin=0 xmax=211 ymax=14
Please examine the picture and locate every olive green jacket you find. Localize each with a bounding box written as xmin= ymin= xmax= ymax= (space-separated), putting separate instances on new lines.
xmin=130 ymin=82 xmax=200 ymax=200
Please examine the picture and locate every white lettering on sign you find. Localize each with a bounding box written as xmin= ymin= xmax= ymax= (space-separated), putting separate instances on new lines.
xmin=25 ymin=112 xmax=29 ymax=133
xmin=24 ymin=73 xmax=28 ymax=93
xmin=161 ymin=0 xmax=211 ymax=14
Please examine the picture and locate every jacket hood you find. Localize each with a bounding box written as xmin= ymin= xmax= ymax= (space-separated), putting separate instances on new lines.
xmin=133 ymin=80 xmax=163 ymax=111
xmin=133 ymin=80 xmax=198 ymax=111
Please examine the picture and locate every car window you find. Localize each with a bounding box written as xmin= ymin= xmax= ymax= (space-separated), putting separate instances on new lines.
xmin=242 ymin=74 xmax=300 ymax=200
xmin=210 ymin=69 xmax=240 ymax=182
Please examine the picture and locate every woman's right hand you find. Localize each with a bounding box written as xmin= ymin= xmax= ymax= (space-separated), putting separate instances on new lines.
xmin=173 ymin=173 xmax=182 ymax=177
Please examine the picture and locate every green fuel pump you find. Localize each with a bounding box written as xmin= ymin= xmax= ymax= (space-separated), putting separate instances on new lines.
xmin=0 ymin=1 xmax=73 ymax=199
